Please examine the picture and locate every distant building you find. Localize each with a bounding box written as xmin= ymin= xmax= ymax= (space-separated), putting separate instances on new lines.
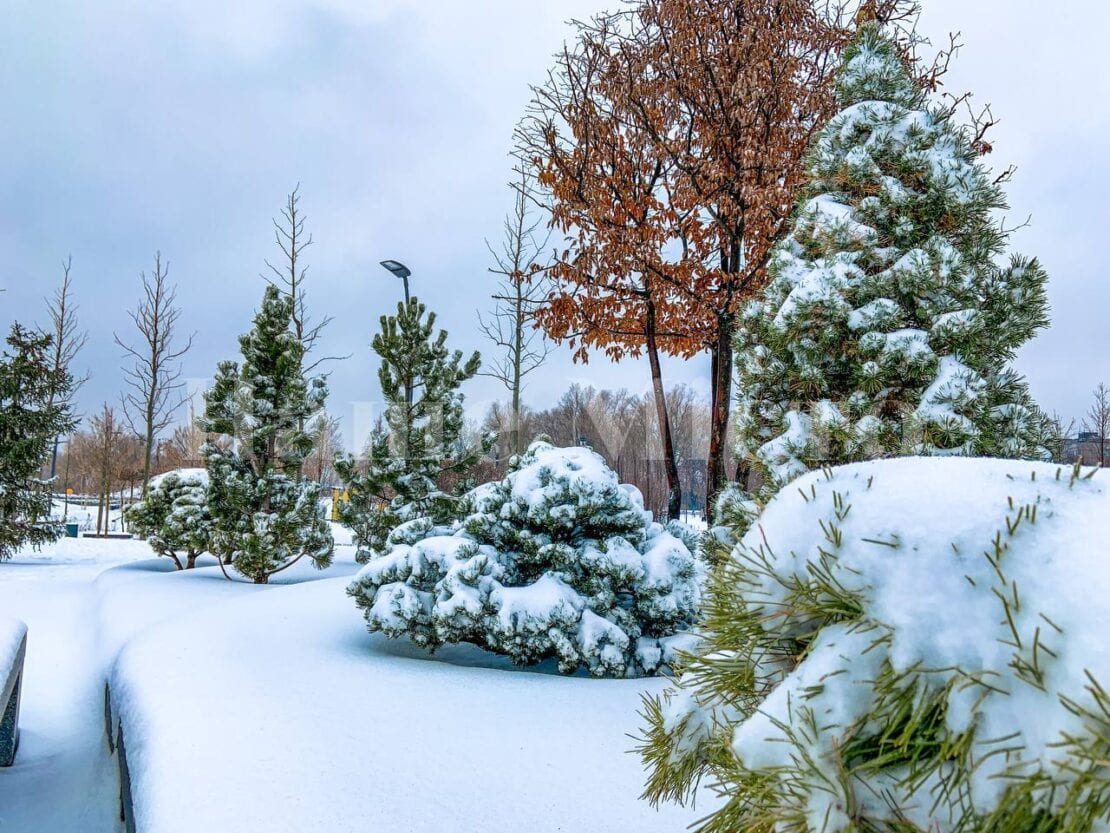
xmin=1061 ymin=432 xmax=1108 ymax=466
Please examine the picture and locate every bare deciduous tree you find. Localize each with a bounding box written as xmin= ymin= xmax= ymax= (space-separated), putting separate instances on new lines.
xmin=489 ymin=381 xmax=714 ymax=518
xmin=305 ymin=413 xmax=343 ymax=485
xmin=89 ymin=404 xmax=125 ymax=535
xmin=264 ymin=185 xmax=345 ymax=377
xmin=1045 ymin=411 xmax=1076 ymax=464
xmin=157 ymin=396 xmax=208 ymax=471
xmin=42 ymin=256 xmax=89 ymax=478
xmin=1083 ymin=382 xmax=1110 ymax=466
xmin=479 ymin=167 xmax=552 ymax=456
xmin=116 ymin=252 xmax=194 ymax=495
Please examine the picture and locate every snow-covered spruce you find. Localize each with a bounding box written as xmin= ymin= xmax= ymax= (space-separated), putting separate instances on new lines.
xmin=640 ymin=457 xmax=1110 ymax=833
xmin=125 ymin=468 xmax=211 ymax=570
xmin=734 ymin=24 xmax=1052 ymax=507
xmin=0 ymin=325 xmax=76 ymax=561
xmin=200 ymin=286 xmax=333 ymax=583
xmin=347 ymin=441 xmax=704 ymax=677
xmin=334 ymin=295 xmax=491 ymax=565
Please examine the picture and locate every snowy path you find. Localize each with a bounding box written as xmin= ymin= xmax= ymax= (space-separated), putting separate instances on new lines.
xmin=0 ymin=541 xmax=152 ymax=832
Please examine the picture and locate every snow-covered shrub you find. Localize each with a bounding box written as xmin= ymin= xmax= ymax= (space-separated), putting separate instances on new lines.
xmin=733 ymin=24 xmax=1052 ymax=519
xmin=125 ymin=468 xmax=212 ymax=570
xmin=348 ymin=440 xmax=704 ymax=677
xmin=640 ymin=457 xmax=1110 ymax=832
xmin=704 ymin=482 xmax=760 ymax=566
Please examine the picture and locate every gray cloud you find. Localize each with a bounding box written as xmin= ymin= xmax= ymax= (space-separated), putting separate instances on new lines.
xmin=1 ymin=0 xmax=1105 ymax=450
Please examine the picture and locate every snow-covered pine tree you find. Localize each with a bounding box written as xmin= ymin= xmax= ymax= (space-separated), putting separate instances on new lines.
xmin=335 ymin=296 xmax=491 ymax=564
xmin=125 ymin=469 xmax=212 ymax=570
xmin=0 ymin=325 xmax=77 ymax=560
xmin=733 ymin=23 xmax=1051 ymax=506
xmin=200 ymin=285 xmax=333 ymax=583
xmin=348 ymin=440 xmax=704 ymax=677
xmin=640 ymin=457 xmax=1110 ymax=833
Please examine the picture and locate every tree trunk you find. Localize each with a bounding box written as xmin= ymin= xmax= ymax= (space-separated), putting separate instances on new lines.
xmin=49 ymin=435 xmax=61 ymax=480
xmin=645 ymin=301 xmax=681 ymax=521
xmin=510 ymin=342 xmax=521 ymax=457
xmin=141 ymin=413 xmax=154 ymax=496
xmin=706 ymin=313 xmax=735 ymax=519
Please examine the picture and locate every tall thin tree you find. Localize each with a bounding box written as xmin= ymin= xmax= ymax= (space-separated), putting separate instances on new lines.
xmin=1084 ymin=382 xmax=1110 ymax=466
xmin=264 ymin=185 xmax=345 ymax=377
xmin=116 ymin=252 xmax=194 ymax=495
xmin=42 ymin=256 xmax=88 ymax=478
xmin=479 ymin=167 xmax=552 ymax=456
xmin=89 ymin=403 xmax=122 ymax=536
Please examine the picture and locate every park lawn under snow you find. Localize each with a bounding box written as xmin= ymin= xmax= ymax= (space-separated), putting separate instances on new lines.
xmin=0 ymin=532 xmax=358 ymax=832
xmin=105 ymin=566 xmax=713 ymax=832
xmin=0 ymin=536 xmax=160 ymax=832
xmin=2 ymin=525 xmax=708 ymax=831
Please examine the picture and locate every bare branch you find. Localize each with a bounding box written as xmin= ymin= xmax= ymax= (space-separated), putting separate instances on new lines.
xmin=263 ymin=184 xmax=349 ymax=376
xmin=115 ymin=251 xmax=195 ymax=493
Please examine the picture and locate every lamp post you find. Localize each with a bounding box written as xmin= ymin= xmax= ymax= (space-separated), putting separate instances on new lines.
xmin=378 ymin=259 xmax=414 ymax=411
xmin=379 ymin=260 xmax=411 ymax=305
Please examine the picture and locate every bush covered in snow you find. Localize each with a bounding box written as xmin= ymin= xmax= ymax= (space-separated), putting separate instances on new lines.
xmin=348 ymin=440 xmax=704 ymax=677
xmin=640 ymin=457 xmax=1110 ymax=832
xmin=125 ymin=468 xmax=212 ymax=570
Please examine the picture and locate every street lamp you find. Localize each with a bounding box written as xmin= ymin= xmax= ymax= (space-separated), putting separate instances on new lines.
xmin=378 ymin=259 xmax=414 ymax=411
xmin=379 ymin=259 xmax=411 ymax=305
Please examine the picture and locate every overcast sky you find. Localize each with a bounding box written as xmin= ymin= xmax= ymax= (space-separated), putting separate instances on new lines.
xmin=2 ymin=0 xmax=1108 ymax=450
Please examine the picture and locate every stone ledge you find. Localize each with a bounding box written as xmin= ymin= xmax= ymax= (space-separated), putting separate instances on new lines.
xmin=0 ymin=620 xmax=27 ymax=767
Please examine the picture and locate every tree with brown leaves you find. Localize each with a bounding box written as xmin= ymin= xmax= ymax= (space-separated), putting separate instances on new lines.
xmin=521 ymin=0 xmax=917 ymax=513
xmin=517 ymin=10 xmax=697 ymax=519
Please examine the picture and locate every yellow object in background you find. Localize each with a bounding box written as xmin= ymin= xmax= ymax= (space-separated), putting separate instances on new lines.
xmin=330 ymin=488 xmax=350 ymax=521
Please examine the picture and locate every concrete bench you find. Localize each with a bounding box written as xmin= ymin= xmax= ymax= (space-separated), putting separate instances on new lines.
xmin=1 ymin=619 xmax=28 ymax=767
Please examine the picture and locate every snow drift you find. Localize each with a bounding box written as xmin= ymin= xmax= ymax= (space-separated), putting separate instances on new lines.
xmin=643 ymin=457 xmax=1109 ymax=832
xmin=105 ymin=570 xmax=714 ymax=832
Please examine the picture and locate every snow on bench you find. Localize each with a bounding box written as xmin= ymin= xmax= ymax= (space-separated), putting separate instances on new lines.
xmin=0 ymin=617 xmax=28 ymax=767
xmin=103 ymin=572 xmax=715 ymax=832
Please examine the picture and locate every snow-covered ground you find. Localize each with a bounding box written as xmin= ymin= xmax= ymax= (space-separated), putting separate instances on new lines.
xmin=108 ymin=572 xmax=711 ymax=832
xmin=0 ymin=537 xmax=155 ymax=831
xmin=0 ymin=533 xmax=357 ymax=832
xmin=1 ymin=526 xmax=705 ymax=832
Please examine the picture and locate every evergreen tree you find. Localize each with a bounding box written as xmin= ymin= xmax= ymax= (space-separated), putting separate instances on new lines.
xmin=640 ymin=458 xmax=1110 ymax=833
xmin=200 ymin=286 xmax=333 ymax=583
xmin=335 ymin=296 xmax=491 ymax=564
xmin=733 ymin=24 xmax=1050 ymax=509
xmin=0 ymin=324 xmax=76 ymax=560
xmin=348 ymin=440 xmax=704 ymax=677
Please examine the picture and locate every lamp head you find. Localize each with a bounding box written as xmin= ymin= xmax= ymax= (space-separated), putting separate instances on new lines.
xmin=379 ymin=260 xmax=411 ymax=280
